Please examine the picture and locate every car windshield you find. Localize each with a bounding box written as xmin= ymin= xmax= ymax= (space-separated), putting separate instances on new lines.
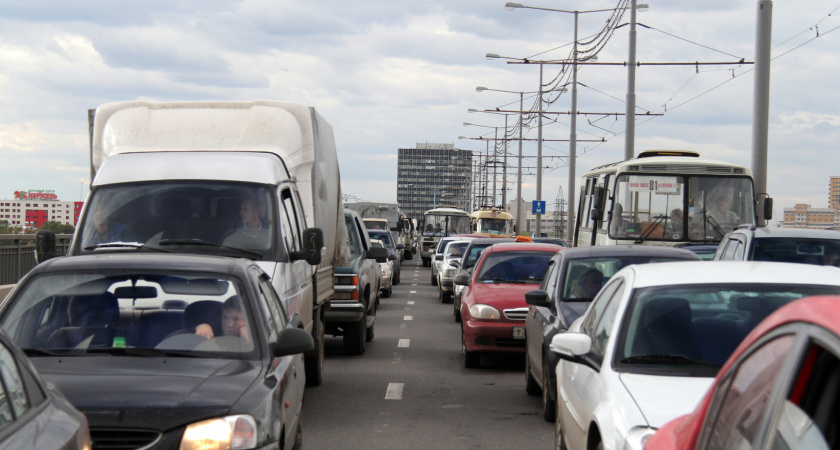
xmin=77 ymin=182 xmax=276 ymax=259
xmin=615 ymin=283 xmax=840 ymax=374
xmin=752 ymin=238 xmax=840 ymax=266
xmin=1 ymin=271 xmax=259 ymax=359
xmin=368 ymin=231 xmax=395 ymax=248
xmin=437 ymin=238 xmax=455 ymax=254
xmin=476 ymin=250 xmax=555 ymax=284
xmin=464 ymin=244 xmax=494 ymax=270
xmin=562 ymin=256 xmax=694 ymax=301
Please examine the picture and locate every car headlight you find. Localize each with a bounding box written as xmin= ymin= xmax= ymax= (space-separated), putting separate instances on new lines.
xmin=381 ymin=265 xmax=392 ymax=277
xmin=623 ymin=426 xmax=656 ymax=450
xmin=443 ymin=267 xmax=457 ymax=277
xmin=469 ymin=304 xmax=501 ymax=320
xmin=180 ymin=414 xmax=257 ymax=450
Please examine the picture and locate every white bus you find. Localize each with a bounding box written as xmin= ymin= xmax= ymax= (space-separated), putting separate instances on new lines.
xmin=574 ymin=150 xmax=771 ymax=247
xmin=420 ymin=207 xmax=471 ymax=266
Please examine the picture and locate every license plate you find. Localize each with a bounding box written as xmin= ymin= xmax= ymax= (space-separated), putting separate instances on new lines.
xmin=513 ymin=327 xmax=526 ymax=340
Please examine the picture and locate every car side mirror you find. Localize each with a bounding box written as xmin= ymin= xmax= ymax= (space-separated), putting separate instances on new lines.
xmin=550 ymin=333 xmax=591 ymax=358
xmin=272 ymin=327 xmax=315 ymax=357
xmin=435 ymin=254 xmax=444 ymax=261
xmin=367 ymin=246 xmax=389 ymax=263
xmin=35 ymin=230 xmax=58 ymax=264
xmin=388 ymin=254 xmax=397 ymax=261
xmin=291 ymin=228 xmax=324 ymax=265
xmin=454 ymin=273 xmax=470 ymax=286
xmin=525 ymin=290 xmax=552 ymax=308
xmin=396 ymin=244 xmax=405 ymax=250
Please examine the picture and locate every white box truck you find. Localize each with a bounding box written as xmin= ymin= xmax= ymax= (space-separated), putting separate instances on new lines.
xmin=38 ymin=101 xmax=384 ymax=385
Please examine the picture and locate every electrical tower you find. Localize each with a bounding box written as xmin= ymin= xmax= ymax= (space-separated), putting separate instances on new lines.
xmin=553 ymin=185 xmax=566 ymax=239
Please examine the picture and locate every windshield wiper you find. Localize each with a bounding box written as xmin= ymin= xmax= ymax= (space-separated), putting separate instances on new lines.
xmin=83 ymin=241 xmax=171 ymax=252
xmin=620 ymin=354 xmax=721 ymax=368
xmin=157 ymin=239 xmax=262 ymax=259
xmin=23 ymin=348 xmax=60 ymax=356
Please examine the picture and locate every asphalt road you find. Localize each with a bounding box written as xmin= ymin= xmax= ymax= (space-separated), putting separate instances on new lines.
xmin=301 ymin=255 xmax=554 ymax=449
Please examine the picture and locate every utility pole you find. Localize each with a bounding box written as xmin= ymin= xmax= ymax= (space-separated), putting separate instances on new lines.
xmin=751 ymin=0 xmax=772 ymax=227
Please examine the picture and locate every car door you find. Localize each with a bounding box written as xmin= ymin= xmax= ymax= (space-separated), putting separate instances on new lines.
xmin=527 ymin=255 xmax=561 ymax=380
xmin=254 ymin=270 xmax=302 ymax=435
xmin=559 ymin=277 xmax=626 ymax=450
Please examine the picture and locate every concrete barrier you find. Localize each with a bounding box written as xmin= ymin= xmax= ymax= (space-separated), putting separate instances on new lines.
xmin=0 ymin=285 xmax=13 ymax=303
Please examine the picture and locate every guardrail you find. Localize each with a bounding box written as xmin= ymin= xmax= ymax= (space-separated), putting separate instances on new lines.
xmin=0 ymin=234 xmax=74 ymax=285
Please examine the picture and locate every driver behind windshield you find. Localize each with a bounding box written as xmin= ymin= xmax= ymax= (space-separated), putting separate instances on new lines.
xmin=195 ymin=296 xmax=250 ymax=342
xmin=84 ymin=195 xmax=139 ymax=246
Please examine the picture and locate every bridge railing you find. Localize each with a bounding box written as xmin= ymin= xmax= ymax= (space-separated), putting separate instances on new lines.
xmin=0 ymin=234 xmax=74 ymax=285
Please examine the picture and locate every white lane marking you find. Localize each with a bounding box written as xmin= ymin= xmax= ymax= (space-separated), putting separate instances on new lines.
xmin=410 ymin=290 xmax=417 ymax=294
xmin=404 ymin=316 xmax=413 ymax=321
xmin=412 ymin=283 xmax=417 ymax=286
xmin=407 ymin=301 xmax=415 ymax=305
xmin=398 ymin=339 xmax=410 ymax=348
xmin=386 ymin=383 xmax=404 ymax=400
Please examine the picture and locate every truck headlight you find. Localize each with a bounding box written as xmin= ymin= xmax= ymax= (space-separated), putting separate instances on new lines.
xmin=469 ymin=304 xmax=501 ymax=320
xmin=180 ymin=414 xmax=257 ymax=450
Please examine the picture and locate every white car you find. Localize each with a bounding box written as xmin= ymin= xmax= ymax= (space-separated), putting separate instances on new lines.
xmin=431 ymin=236 xmax=460 ymax=286
xmin=550 ymin=261 xmax=840 ymax=450
xmin=371 ymin=239 xmax=394 ymax=298
xmin=436 ymin=239 xmax=473 ymax=303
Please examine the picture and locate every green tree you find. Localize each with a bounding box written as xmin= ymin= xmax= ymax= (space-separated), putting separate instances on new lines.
xmin=40 ymin=221 xmax=76 ymax=234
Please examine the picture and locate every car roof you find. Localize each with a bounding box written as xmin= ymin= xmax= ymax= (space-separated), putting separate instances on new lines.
xmin=465 ymin=238 xmax=515 ymax=246
xmin=28 ymin=253 xmax=248 ymax=276
xmin=625 ymin=261 xmax=840 ymax=288
xmin=737 ymin=226 xmax=840 ymax=239
xmin=557 ymin=245 xmax=701 ymax=259
xmin=484 ymin=242 xmax=564 ymax=252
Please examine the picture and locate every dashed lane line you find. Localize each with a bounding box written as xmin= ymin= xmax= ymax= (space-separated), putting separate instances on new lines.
xmin=398 ymin=339 xmax=410 ymax=348
xmin=385 ymin=383 xmax=404 ymax=400
xmin=404 ymin=316 xmax=413 ymax=321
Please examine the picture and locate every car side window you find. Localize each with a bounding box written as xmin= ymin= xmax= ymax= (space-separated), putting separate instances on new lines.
xmin=581 ymin=278 xmax=623 ymax=339
xmin=0 ymin=343 xmax=30 ymax=431
xmin=720 ymin=237 xmax=742 ymax=260
xmin=587 ymin=280 xmax=625 ymax=358
xmin=259 ymin=277 xmax=288 ymax=330
xmin=541 ymin=259 xmax=559 ymax=305
xmin=768 ymin=340 xmax=840 ymax=450
xmin=251 ymin=272 xmax=279 ymax=342
xmin=704 ymin=334 xmax=796 ymax=449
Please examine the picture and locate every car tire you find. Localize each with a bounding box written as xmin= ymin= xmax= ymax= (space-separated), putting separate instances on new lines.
xmin=342 ymin=315 xmax=367 ymax=355
xmin=382 ymin=285 xmax=392 ymax=298
xmin=291 ymin=421 xmax=303 ymax=450
xmin=461 ymin=326 xmax=480 ymax=368
xmin=366 ymin=317 xmax=375 ymax=342
xmin=304 ymin=318 xmax=324 ymax=387
xmin=394 ymin=266 xmax=401 ymax=285
xmin=525 ymin=354 xmax=541 ymax=396
xmin=555 ymin=401 xmax=567 ymax=450
xmin=542 ymin=355 xmax=556 ymax=422
xmin=454 ymin=298 xmax=461 ymax=322
xmin=431 ymin=271 xmax=437 ymax=286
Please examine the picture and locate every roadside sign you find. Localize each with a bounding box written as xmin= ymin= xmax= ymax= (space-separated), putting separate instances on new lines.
xmin=532 ymin=200 xmax=546 ymax=215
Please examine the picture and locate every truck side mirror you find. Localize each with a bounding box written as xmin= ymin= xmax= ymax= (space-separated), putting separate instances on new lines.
xmin=291 ymin=228 xmax=324 ymax=265
xmin=756 ymin=194 xmax=773 ymax=226
xmin=35 ymin=230 xmax=58 ymax=264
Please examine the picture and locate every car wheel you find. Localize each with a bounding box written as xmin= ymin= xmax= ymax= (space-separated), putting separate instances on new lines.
xmin=438 ymin=282 xmax=443 ymax=301
xmin=542 ymin=355 xmax=556 ymax=422
xmin=394 ymin=266 xmax=401 ymax=285
xmin=342 ymin=315 xmax=367 ymax=355
xmin=442 ymin=290 xmax=452 ymax=304
xmin=454 ymin=298 xmax=461 ymax=322
xmin=304 ymin=317 xmax=324 ymax=387
xmin=366 ymin=317 xmax=375 ymax=342
xmin=461 ymin=326 xmax=480 ymax=368
xmin=525 ymin=353 xmax=541 ymax=396
xmin=382 ymin=285 xmax=392 ymax=298
xmin=291 ymin=421 xmax=303 ymax=450
xmin=431 ymin=271 xmax=437 ymax=286
xmin=555 ymin=401 xmax=567 ymax=450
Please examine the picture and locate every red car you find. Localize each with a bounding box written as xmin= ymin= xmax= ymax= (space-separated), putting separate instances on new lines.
xmin=456 ymin=242 xmax=562 ymax=368
xmin=646 ymin=295 xmax=840 ymax=450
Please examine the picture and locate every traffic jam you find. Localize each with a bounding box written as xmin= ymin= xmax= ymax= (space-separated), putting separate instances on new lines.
xmin=1 ymin=104 xmax=840 ymax=450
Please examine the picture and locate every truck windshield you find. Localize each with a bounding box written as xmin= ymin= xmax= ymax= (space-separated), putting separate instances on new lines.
xmin=76 ymin=182 xmax=277 ymax=260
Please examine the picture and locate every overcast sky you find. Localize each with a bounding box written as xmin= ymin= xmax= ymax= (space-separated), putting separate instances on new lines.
xmin=1 ymin=0 xmax=838 ymax=222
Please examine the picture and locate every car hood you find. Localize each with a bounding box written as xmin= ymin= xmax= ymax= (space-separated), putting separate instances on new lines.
xmin=619 ymin=372 xmax=714 ymax=428
xmin=32 ymin=356 xmax=262 ymax=429
xmin=469 ymin=283 xmax=535 ymax=307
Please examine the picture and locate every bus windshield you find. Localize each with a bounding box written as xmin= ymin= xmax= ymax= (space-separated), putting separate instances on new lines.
xmin=423 ymin=214 xmax=470 ymax=237
xmin=475 ymin=218 xmax=512 ymax=235
xmin=610 ymin=175 xmax=755 ymax=243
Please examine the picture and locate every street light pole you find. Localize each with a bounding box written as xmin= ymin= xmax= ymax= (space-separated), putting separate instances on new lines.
xmin=502 ymin=114 xmax=508 ymax=208
xmin=536 ymin=61 xmax=544 ymax=236
xmin=492 ymin=128 xmax=498 ymax=207
xmin=516 ymin=92 xmax=524 ymax=236
xmin=625 ymin=0 xmax=639 ymax=160
xmin=568 ymin=11 xmax=579 ymax=241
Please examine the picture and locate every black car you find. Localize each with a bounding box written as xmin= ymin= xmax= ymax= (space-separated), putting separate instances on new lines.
xmin=0 ymin=327 xmax=90 ymax=449
xmin=367 ymin=229 xmax=403 ymax=285
xmin=452 ymin=238 xmax=514 ymax=322
xmin=0 ymin=253 xmax=313 ymax=450
xmin=523 ymin=245 xmax=701 ymax=421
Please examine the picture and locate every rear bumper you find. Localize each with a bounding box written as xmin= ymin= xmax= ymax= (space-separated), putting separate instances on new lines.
xmin=325 ymin=301 xmax=365 ymax=323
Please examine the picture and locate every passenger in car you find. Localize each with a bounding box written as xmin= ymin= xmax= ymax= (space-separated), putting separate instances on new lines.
xmin=195 ymin=296 xmax=249 ymax=342
xmin=570 ymin=268 xmax=604 ymax=299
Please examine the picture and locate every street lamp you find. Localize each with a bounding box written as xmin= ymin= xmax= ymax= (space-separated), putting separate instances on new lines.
xmin=505 ymin=1 xmax=648 ymax=238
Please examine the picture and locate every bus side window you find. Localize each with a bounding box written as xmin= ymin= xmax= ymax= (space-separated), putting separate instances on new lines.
xmin=581 ymin=178 xmax=594 ymax=229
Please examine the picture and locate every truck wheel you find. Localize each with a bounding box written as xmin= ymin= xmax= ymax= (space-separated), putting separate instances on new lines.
xmin=405 ymin=249 xmax=413 ymax=260
xmin=304 ymin=317 xmax=324 ymax=386
xmin=343 ymin=316 xmax=367 ymax=355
